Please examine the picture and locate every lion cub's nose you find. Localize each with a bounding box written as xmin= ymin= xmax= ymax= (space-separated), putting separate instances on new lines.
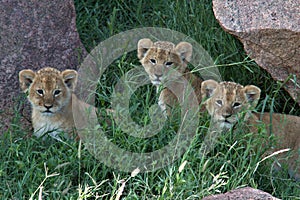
xmin=155 ymin=74 xmax=163 ymax=78
xmin=44 ymin=104 xmax=53 ymax=109
xmin=222 ymin=113 xmax=232 ymax=118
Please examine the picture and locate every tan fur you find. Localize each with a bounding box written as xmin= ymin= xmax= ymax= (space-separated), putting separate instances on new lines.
xmin=19 ymin=67 xmax=96 ymax=140
xmin=138 ymin=38 xmax=203 ymax=116
xmin=202 ymin=79 xmax=300 ymax=180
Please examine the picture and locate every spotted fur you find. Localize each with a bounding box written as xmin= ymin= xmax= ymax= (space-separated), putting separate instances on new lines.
xmin=201 ymin=80 xmax=260 ymax=128
xmin=202 ymin=79 xmax=300 ymax=181
xmin=19 ymin=67 xmax=96 ymax=140
xmin=138 ymin=38 xmax=203 ymax=116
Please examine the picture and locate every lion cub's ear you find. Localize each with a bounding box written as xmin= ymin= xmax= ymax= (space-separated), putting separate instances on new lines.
xmin=61 ymin=70 xmax=78 ymax=92
xmin=175 ymin=42 xmax=192 ymax=63
xmin=137 ymin=38 xmax=153 ymax=60
xmin=201 ymin=79 xmax=219 ymax=99
xmin=19 ymin=69 xmax=36 ymax=93
xmin=243 ymin=85 xmax=261 ymax=107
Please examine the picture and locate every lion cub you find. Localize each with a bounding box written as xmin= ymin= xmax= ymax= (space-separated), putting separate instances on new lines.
xmin=19 ymin=67 xmax=96 ymax=140
xmin=201 ymin=79 xmax=300 ymax=180
xmin=138 ymin=38 xmax=203 ymax=116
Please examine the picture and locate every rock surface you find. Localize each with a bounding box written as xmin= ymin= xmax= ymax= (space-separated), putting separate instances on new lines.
xmin=0 ymin=0 xmax=87 ymax=132
xmin=202 ymin=187 xmax=280 ymax=200
xmin=213 ymin=0 xmax=300 ymax=104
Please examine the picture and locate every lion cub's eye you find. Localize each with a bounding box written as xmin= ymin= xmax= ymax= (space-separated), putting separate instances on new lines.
xmin=232 ymin=102 xmax=241 ymax=108
xmin=165 ymin=61 xmax=173 ymax=67
xmin=215 ymin=100 xmax=222 ymax=106
xmin=53 ymin=90 xmax=61 ymax=96
xmin=36 ymin=89 xmax=44 ymax=96
xmin=149 ymin=59 xmax=156 ymax=65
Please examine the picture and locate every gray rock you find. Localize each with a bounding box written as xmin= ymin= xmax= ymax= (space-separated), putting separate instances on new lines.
xmin=202 ymin=187 xmax=281 ymax=200
xmin=213 ymin=0 xmax=300 ymax=105
xmin=0 ymin=0 xmax=87 ymax=132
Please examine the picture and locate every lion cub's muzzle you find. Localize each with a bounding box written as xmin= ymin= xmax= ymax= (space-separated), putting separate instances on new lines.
xmin=214 ymin=113 xmax=238 ymax=129
xmin=42 ymin=103 xmax=54 ymax=114
xmin=151 ymin=73 xmax=163 ymax=86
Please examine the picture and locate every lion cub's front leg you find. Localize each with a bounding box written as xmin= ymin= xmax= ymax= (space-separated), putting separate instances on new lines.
xmin=158 ymin=88 xmax=178 ymax=117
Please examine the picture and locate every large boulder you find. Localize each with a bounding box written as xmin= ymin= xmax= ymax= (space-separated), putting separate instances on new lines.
xmin=202 ymin=187 xmax=280 ymax=200
xmin=213 ymin=0 xmax=300 ymax=105
xmin=0 ymin=0 xmax=87 ymax=132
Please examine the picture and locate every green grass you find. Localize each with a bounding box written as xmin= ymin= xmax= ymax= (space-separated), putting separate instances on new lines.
xmin=1 ymin=0 xmax=299 ymax=199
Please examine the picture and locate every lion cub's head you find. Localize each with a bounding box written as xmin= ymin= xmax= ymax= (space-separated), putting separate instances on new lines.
xmin=201 ymin=80 xmax=261 ymax=129
xmin=19 ymin=67 xmax=78 ymax=115
xmin=137 ymin=38 xmax=192 ymax=86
